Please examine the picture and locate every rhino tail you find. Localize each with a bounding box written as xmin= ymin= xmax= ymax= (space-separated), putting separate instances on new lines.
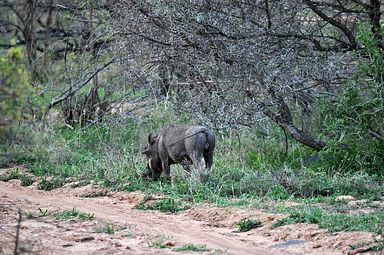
xmin=203 ymin=129 xmax=216 ymax=152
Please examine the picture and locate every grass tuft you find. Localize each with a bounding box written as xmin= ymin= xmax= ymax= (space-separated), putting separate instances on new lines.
xmin=37 ymin=177 xmax=64 ymax=190
xmin=54 ymin=208 xmax=95 ymax=221
xmin=136 ymin=197 xmax=190 ymax=213
xmin=236 ymin=218 xmax=262 ymax=232
xmin=273 ymin=206 xmax=384 ymax=233
xmin=4 ymin=101 xmax=383 ymax=236
xmin=173 ymin=243 xmax=210 ymax=252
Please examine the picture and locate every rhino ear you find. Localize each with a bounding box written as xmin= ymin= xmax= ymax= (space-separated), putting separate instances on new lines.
xmin=148 ymin=133 xmax=157 ymax=144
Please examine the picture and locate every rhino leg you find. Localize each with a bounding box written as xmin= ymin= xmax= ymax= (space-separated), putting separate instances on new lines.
xmin=189 ymin=152 xmax=204 ymax=181
xmin=160 ymin=158 xmax=171 ymax=181
xmin=204 ymin=150 xmax=214 ymax=174
xmin=180 ymin=157 xmax=192 ymax=172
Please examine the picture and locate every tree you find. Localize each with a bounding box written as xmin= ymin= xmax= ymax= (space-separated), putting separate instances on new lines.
xmin=1 ymin=0 xmax=120 ymax=126
xmin=113 ymin=0 xmax=381 ymax=149
xmin=0 ymin=47 xmax=29 ymax=140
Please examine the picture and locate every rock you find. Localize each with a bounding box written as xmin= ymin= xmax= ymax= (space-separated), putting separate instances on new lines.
xmin=112 ymin=242 xmax=122 ymax=247
xmin=165 ymin=241 xmax=175 ymax=247
xmin=284 ymin=201 xmax=301 ymax=207
xmin=309 ymin=232 xmax=320 ymax=237
xmin=271 ymin=239 xmax=307 ymax=248
xmin=348 ymin=247 xmax=372 ymax=255
xmin=348 ymin=201 xmax=358 ymax=207
xmin=77 ymin=236 xmax=95 ymax=242
xmin=332 ymin=241 xmax=343 ymax=249
xmin=335 ymin=195 xmax=355 ymax=202
xmin=372 ymin=201 xmax=383 ymax=207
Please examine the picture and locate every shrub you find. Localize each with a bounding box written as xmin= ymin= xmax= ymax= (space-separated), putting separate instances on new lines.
xmin=136 ymin=198 xmax=190 ymax=213
xmin=37 ymin=177 xmax=64 ymax=191
xmin=0 ymin=47 xmax=29 ymax=140
xmin=54 ymin=208 xmax=95 ymax=221
xmin=319 ymin=23 xmax=384 ymax=176
xmin=236 ymin=219 xmax=262 ymax=232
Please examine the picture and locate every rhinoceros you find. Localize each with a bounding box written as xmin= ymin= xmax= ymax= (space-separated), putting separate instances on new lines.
xmin=141 ymin=124 xmax=216 ymax=181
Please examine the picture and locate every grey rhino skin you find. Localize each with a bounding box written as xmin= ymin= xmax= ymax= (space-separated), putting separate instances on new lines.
xmin=142 ymin=124 xmax=216 ymax=180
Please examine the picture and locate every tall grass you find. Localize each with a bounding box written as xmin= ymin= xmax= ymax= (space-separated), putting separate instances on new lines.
xmin=3 ymin=100 xmax=383 ymax=204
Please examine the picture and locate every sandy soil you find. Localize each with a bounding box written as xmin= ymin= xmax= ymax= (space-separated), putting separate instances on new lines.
xmin=0 ymin=179 xmax=380 ymax=255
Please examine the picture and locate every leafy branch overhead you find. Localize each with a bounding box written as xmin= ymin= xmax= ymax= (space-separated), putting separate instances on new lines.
xmin=0 ymin=0 xmax=383 ymax=152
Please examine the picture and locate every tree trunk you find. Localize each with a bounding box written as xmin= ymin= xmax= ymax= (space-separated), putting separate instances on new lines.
xmin=23 ymin=0 xmax=37 ymax=66
xmin=264 ymin=94 xmax=326 ymax=150
xmin=284 ymin=124 xmax=326 ymax=150
xmin=369 ymin=0 xmax=382 ymax=48
xmin=158 ymin=63 xmax=171 ymax=96
xmin=43 ymin=0 xmax=54 ymax=66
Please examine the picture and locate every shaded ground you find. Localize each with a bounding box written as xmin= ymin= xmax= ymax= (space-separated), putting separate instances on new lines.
xmin=0 ymin=178 xmax=380 ymax=255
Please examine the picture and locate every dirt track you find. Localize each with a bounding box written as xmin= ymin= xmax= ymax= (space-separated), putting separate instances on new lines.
xmin=0 ymin=180 xmax=376 ymax=255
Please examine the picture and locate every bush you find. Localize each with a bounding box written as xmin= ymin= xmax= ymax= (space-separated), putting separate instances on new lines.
xmin=37 ymin=177 xmax=64 ymax=191
xmin=236 ymin=218 xmax=262 ymax=232
xmin=136 ymin=197 xmax=190 ymax=213
xmin=319 ymin=23 xmax=384 ymax=176
xmin=273 ymin=206 xmax=384 ymax=233
xmin=0 ymin=47 xmax=30 ymax=141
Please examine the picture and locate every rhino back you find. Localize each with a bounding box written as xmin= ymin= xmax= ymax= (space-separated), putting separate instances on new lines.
xmin=159 ymin=125 xmax=207 ymax=147
xmin=158 ymin=125 xmax=213 ymax=160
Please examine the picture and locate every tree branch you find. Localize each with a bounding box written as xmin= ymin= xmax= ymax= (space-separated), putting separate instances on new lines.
xmin=302 ymin=0 xmax=356 ymax=49
xmin=47 ymin=58 xmax=118 ymax=110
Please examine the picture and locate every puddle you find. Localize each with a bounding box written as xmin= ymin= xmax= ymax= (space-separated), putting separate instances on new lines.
xmin=271 ymin=239 xmax=307 ymax=248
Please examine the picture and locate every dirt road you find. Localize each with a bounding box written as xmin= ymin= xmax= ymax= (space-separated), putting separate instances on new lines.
xmin=0 ymin=180 xmax=374 ymax=255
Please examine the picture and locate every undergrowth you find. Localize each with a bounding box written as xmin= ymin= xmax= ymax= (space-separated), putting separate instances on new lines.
xmin=236 ymin=218 xmax=262 ymax=232
xmin=54 ymin=208 xmax=95 ymax=221
xmin=272 ymin=205 xmax=383 ymax=233
xmin=135 ymin=197 xmax=190 ymax=213
xmin=4 ymin=101 xmax=383 ymax=202
xmin=173 ymin=243 xmax=210 ymax=252
xmin=2 ymin=101 xmax=383 ymax=234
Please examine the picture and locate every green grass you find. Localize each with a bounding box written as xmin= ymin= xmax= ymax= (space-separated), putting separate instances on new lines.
xmin=135 ymin=197 xmax=190 ymax=213
xmin=26 ymin=208 xmax=49 ymax=219
xmin=20 ymin=175 xmax=34 ymax=186
xmin=145 ymin=233 xmax=173 ymax=249
xmin=95 ymin=223 xmax=116 ymax=234
xmin=8 ymin=111 xmax=383 ymax=202
xmin=236 ymin=218 xmax=262 ymax=232
xmin=4 ymin=101 xmax=383 ymax=237
xmin=37 ymin=177 xmax=64 ymax=190
xmin=54 ymin=208 xmax=95 ymax=221
xmin=0 ymin=169 xmax=21 ymax=181
xmin=273 ymin=206 xmax=384 ymax=233
xmin=173 ymin=243 xmax=210 ymax=252
xmin=0 ymin=169 xmax=35 ymax=186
